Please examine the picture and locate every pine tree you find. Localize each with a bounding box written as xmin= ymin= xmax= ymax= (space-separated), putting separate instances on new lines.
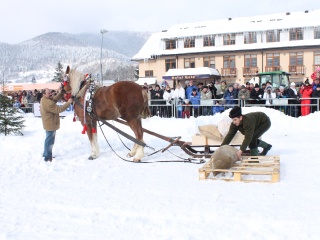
xmin=0 ymin=94 xmax=25 ymax=136
xmin=52 ymin=61 xmax=64 ymax=82
xmin=134 ymin=67 xmax=139 ymax=81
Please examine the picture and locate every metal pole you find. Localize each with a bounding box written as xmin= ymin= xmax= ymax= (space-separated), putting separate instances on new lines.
xmin=100 ymin=29 xmax=108 ymax=85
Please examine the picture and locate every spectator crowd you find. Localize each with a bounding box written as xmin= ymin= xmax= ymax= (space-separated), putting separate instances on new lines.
xmin=8 ymin=89 xmax=59 ymax=113
xmin=6 ymin=77 xmax=320 ymax=118
xmin=142 ymin=77 xmax=320 ymax=118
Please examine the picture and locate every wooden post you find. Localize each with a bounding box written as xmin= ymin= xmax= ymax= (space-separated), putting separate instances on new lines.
xmin=234 ymin=172 xmax=241 ymax=181
xmin=272 ymin=173 xmax=279 ymax=182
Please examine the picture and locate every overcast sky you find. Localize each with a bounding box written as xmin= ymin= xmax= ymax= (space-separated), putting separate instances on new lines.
xmin=1 ymin=0 xmax=319 ymax=44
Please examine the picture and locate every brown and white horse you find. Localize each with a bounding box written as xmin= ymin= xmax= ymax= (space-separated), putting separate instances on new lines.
xmin=63 ymin=66 xmax=150 ymax=161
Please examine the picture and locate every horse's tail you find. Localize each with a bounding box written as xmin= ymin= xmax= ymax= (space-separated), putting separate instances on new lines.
xmin=141 ymin=89 xmax=151 ymax=119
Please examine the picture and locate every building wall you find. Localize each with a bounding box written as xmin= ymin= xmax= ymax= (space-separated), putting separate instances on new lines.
xmin=134 ymin=10 xmax=320 ymax=88
xmin=138 ymin=48 xmax=320 ymax=86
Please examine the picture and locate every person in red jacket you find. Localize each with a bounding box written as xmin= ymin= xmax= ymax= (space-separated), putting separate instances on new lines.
xmin=300 ymin=78 xmax=313 ymax=116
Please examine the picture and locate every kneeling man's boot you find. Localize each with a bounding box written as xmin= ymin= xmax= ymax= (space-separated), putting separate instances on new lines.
xmin=250 ymin=148 xmax=259 ymax=156
xmin=258 ymin=140 xmax=272 ymax=156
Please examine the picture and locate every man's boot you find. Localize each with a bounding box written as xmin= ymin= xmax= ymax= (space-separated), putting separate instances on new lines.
xmin=258 ymin=140 xmax=272 ymax=156
xmin=250 ymin=148 xmax=259 ymax=156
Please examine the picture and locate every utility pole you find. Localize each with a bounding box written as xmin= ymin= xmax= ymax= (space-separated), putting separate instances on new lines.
xmin=100 ymin=29 xmax=108 ymax=85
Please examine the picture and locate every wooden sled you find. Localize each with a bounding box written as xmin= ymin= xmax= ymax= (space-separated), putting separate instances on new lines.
xmin=113 ymin=119 xmax=246 ymax=159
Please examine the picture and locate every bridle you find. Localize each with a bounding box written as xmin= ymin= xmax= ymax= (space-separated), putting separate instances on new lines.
xmin=62 ymin=75 xmax=72 ymax=93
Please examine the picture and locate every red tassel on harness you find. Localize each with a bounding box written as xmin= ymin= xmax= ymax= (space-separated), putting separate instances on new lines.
xmin=92 ymin=128 xmax=96 ymax=133
xmin=82 ymin=124 xmax=87 ymax=134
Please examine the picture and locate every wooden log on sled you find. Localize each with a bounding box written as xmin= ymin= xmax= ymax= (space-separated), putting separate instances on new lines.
xmin=113 ymin=119 xmax=243 ymax=158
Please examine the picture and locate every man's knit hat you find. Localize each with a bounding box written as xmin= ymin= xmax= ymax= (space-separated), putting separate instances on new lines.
xmin=229 ymin=106 xmax=242 ymax=118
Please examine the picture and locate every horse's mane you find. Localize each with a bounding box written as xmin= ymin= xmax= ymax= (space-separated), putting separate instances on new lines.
xmin=69 ymin=69 xmax=84 ymax=96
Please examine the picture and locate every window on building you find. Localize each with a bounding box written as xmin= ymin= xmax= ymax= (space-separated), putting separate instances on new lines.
xmin=266 ymin=53 xmax=280 ymax=71
xmin=244 ymin=54 xmax=257 ymax=67
xmin=223 ymin=34 xmax=236 ymax=45
xmin=184 ymin=37 xmax=195 ymax=48
xmin=289 ymin=52 xmax=303 ymax=66
xmin=203 ymin=57 xmax=215 ymax=68
xmin=314 ymin=27 xmax=320 ymax=39
xmin=203 ymin=35 xmax=215 ymax=47
xmin=184 ymin=58 xmax=195 ymax=68
xmin=165 ymin=39 xmax=176 ymax=50
xmin=244 ymin=32 xmax=257 ymax=44
xmin=266 ymin=30 xmax=281 ymax=42
xmin=243 ymin=54 xmax=258 ymax=75
xmin=314 ymin=51 xmax=320 ymax=65
xmin=145 ymin=70 xmax=154 ymax=77
xmin=289 ymin=52 xmax=304 ymax=74
xmin=223 ymin=55 xmax=235 ymax=68
xmin=289 ymin=28 xmax=303 ymax=41
xmin=165 ymin=59 xmax=176 ymax=72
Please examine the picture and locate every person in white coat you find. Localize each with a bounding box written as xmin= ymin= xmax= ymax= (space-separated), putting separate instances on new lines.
xmin=172 ymin=83 xmax=185 ymax=118
xmin=163 ymin=85 xmax=175 ymax=117
xmin=173 ymin=82 xmax=186 ymax=100
xmin=263 ymin=86 xmax=276 ymax=106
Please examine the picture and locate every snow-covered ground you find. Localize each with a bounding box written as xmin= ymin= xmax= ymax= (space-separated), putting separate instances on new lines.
xmin=1 ymin=107 xmax=319 ymax=240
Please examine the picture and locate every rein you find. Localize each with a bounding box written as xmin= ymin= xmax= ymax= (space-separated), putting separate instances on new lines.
xmin=98 ymin=121 xmax=204 ymax=164
xmin=72 ymin=93 xmax=203 ymax=164
xmin=72 ymin=95 xmax=147 ymax=148
xmin=67 ymin=76 xmax=204 ymax=164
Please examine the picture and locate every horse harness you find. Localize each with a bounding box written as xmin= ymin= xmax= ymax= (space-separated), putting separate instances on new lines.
xmin=65 ymin=75 xmax=203 ymax=164
xmin=83 ymin=78 xmax=96 ymax=115
xmin=68 ymin=76 xmax=147 ymax=148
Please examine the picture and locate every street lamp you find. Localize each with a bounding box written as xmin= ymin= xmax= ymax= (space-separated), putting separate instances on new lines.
xmin=100 ymin=29 xmax=108 ymax=85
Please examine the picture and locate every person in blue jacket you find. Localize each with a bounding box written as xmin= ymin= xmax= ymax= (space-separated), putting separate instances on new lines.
xmin=185 ymin=80 xmax=197 ymax=99
xmin=223 ymin=84 xmax=237 ymax=108
xmin=189 ymin=88 xmax=200 ymax=117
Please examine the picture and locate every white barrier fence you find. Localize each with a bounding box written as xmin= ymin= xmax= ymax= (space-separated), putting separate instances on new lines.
xmin=20 ymin=98 xmax=320 ymax=118
xmin=32 ymin=102 xmax=74 ymax=117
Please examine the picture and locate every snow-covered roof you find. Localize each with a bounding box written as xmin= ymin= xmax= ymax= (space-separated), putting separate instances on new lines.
xmin=102 ymin=80 xmax=116 ymax=86
xmin=135 ymin=77 xmax=157 ymax=85
xmin=163 ymin=10 xmax=320 ymax=38
xmin=3 ymin=82 xmax=61 ymax=92
xmin=162 ymin=67 xmax=220 ymax=80
xmin=132 ymin=9 xmax=320 ymax=60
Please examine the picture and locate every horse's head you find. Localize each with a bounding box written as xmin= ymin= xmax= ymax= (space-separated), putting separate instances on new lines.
xmin=63 ymin=66 xmax=84 ymax=97
xmin=62 ymin=66 xmax=72 ymax=93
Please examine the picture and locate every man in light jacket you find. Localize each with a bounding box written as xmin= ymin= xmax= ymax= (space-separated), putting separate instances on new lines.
xmin=40 ymin=88 xmax=73 ymax=162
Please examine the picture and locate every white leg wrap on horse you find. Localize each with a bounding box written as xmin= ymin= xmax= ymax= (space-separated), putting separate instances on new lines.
xmin=134 ymin=145 xmax=144 ymax=161
xmin=91 ymin=133 xmax=100 ymax=158
xmin=129 ymin=143 xmax=138 ymax=157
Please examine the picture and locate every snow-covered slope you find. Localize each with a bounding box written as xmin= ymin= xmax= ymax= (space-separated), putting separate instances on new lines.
xmin=0 ymin=107 xmax=319 ymax=239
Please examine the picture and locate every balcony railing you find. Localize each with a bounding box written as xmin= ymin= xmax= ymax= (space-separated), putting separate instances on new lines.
xmin=313 ymin=65 xmax=320 ymax=71
xmin=289 ymin=65 xmax=305 ymax=75
xmin=265 ymin=66 xmax=281 ymax=72
xmin=242 ymin=67 xmax=259 ymax=77
xmin=221 ymin=68 xmax=237 ymax=77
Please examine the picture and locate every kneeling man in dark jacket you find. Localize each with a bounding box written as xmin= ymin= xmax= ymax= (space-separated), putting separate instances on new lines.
xmin=221 ymin=106 xmax=272 ymax=158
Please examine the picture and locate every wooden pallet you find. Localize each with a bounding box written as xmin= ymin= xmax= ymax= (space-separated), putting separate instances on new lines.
xmin=199 ymin=155 xmax=280 ymax=183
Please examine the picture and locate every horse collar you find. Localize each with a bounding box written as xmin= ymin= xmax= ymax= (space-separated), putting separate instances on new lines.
xmin=85 ymin=80 xmax=96 ymax=114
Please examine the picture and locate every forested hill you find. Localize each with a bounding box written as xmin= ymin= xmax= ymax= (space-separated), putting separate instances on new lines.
xmin=0 ymin=31 xmax=151 ymax=83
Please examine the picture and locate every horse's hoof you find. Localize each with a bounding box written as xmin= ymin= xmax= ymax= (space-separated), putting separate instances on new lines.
xmin=88 ymin=156 xmax=96 ymax=160
xmin=133 ymin=158 xmax=141 ymax=162
xmin=126 ymin=153 xmax=133 ymax=158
